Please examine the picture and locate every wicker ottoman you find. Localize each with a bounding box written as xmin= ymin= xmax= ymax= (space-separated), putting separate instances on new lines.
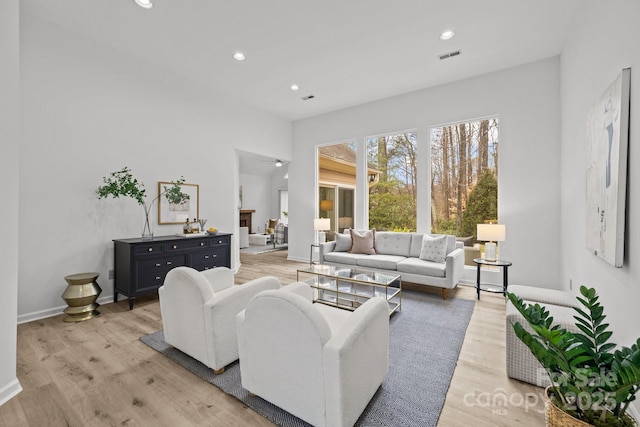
xmin=505 ymin=285 xmax=579 ymax=387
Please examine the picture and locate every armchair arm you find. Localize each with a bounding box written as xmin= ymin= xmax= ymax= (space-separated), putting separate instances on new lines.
xmin=445 ymin=247 xmax=464 ymax=288
xmin=323 ymin=298 xmax=389 ymax=427
xmin=280 ymin=281 xmax=313 ymax=302
xmin=319 ymin=241 xmax=336 ymax=263
xmin=203 ymin=276 xmax=280 ymax=370
xmin=200 ymin=267 xmax=234 ymax=293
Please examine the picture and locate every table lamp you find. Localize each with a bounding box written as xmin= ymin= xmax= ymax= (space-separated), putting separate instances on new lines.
xmin=320 ymin=200 xmax=334 ymax=214
xmin=477 ymin=223 xmax=506 ymax=262
xmin=314 ymin=218 xmax=331 ymax=244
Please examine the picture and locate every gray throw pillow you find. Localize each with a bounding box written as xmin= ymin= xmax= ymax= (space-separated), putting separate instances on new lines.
xmin=334 ymin=233 xmax=352 ymax=252
xmin=349 ymin=229 xmax=376 ymax=255
xmin=419 ymin=234 xmax=447 ymax=263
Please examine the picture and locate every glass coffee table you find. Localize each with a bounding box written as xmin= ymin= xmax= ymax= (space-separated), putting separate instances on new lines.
xmin=296 ymin=265 xmax=402 ymax=315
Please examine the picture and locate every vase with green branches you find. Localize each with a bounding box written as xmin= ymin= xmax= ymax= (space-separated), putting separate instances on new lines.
xmin=97 ymin=166 xmax=190 ymax=239
xmin=507 ymin=286 xmax=640 ymax=426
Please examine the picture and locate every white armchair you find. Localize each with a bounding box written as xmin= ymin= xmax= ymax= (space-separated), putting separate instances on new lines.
xmin=159 ymin=266 xmax=280 ymax=374
xmin=236 ymin=282 xmax=389 ymax=427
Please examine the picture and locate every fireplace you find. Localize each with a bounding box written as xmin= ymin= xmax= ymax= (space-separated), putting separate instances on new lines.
xmin=239 ymin=210 xmax=255 ymax=233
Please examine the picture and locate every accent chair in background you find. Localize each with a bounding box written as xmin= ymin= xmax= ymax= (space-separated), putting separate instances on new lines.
xmin=159 ymin=266 xmax=280 ymax=374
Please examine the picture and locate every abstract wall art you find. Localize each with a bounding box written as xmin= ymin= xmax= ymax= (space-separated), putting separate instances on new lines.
xmin=585 ymin=68 xmax=631 ymax=267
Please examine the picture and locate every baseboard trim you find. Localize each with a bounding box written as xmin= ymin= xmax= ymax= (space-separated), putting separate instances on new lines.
xmin=17 ymin=294 xmax=114 ymax=324
xmin=0 ymin=378 xmax=22 ymax=407
xmin=287 ymin=255 xmax=307 ymax=263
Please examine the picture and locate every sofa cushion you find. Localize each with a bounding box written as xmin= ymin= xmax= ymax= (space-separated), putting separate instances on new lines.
xmin=349 ymin=229 xmax=376 ymax=255
xmin=410 ymin=233 xmax=456 ymax=258
xmin=334 ymin=233 xmax=352 ymax=252
xmin=419 ymin=235 xmax=448 ymax=263
xmin=409 ymin=233 xmax=423 ymax=258
xmin=356 ymin=254 xmax=405 ymax=270
xmin=374 ymin=232 xmax=412 ymax=257
xmin=397 ymin=258 xmax=446 ymax=278
xmin=323 ymin=252 xmax=363 ymax=266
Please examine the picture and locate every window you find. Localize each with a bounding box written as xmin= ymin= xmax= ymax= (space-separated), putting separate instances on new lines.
xmin=318 ymin=142 xmax=357 ymax=240
xmin=366 ymin=131 xmax=417 ymax=231
xmin=430 ymin=118 xmax=499 ymax=239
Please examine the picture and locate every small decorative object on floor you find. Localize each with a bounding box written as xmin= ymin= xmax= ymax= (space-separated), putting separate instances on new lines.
xmin=97 ymin=166 xmax=189 ymax=240
xmin=61 ymin=272 xmax=102 ymax=322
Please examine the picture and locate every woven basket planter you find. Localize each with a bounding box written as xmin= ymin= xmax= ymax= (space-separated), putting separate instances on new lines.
xmin=545 ymin=387 xmax=637 ymax=427
xmin=545 ymin=387 xmax=591 ymax=427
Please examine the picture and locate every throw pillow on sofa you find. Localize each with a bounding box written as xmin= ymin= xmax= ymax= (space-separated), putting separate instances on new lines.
xmin=268 ymin=218 xmax=280 ymax=229
xmin=419 ymin=234 xmax=447 ymax=263
xmin=334 ymin=233 xmax=352 ymax=252
xmin=349 ymin=229 xmax=376 ymax=255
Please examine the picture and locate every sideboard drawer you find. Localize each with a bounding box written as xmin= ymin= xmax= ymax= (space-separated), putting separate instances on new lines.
xmin=190 ymin=248 xmax=228 ymax=270
xmin=137 ymin=255 xmax=185 ymax=273
xmin=209 ymin=235 xmax=230 ymax=246
xmin=165 ymin=239 xmax=208 ymax=252
xmin=134 ymin=243 xmax=164 ymax=255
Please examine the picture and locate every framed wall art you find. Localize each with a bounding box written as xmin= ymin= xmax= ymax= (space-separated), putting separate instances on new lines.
xmin=585 ymin=68 xmax=631 ymax=267
xmin=158 ymin=181 xmax=200 ymax=224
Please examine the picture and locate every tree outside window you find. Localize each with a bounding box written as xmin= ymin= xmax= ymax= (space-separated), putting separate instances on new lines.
xmin=367 ymin=131 xmax=417 ymax=231
xmin=430 ymin=118 xmax=499 ymax=239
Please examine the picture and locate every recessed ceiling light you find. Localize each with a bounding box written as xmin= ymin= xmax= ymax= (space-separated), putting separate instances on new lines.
xmin=290 ymin=84 xmax=300 ymax=91
xmin=440 ymin=30 xmax=455 ymax=40
xmin=275 ymin=160 xmax=283 ymax=167
xmin=134 ymin=0 xmax=153 ymax=9
xmin=233 ymin=52 xmax=246 ymax=61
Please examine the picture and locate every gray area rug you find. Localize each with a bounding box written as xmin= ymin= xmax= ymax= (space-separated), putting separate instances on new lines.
xmin=140 ymin=289 xmax=475 ymax=426
xmin=240 ymin=244 xmax=288 ymax=255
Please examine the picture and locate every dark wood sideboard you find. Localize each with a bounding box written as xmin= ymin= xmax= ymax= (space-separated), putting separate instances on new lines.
xmin=113 ymin=233 xmax=232 ymax=309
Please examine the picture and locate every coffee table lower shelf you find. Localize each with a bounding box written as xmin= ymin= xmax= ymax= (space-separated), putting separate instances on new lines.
xmin=300 ymin=274 xmax=401 ymax=315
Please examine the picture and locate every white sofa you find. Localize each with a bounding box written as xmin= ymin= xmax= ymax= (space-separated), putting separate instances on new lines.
xmin=319 ymin=231 xmax=464 ymax=299
xmin=158 ymin=266 xmax=280 ymax=374
xmin=236 ymin=282 xmax=389 ymax=427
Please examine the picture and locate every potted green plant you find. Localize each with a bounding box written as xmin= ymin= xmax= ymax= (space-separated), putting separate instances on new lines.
xmin=97 ymin=166 xmax=189 ymax=239
xmin=507 ymin=286 xmax=639 ymax=427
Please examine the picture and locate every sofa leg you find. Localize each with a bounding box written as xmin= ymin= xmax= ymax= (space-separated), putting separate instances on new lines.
xmin=213 ymin=367 xmax=225 ymax=375
xmin=442 ymin=288 xmax=447 ymax=300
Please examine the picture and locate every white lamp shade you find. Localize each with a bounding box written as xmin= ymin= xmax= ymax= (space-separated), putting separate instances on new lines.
xmin=477 ymin=224 xmax=506 ymax=242
xmin=314 ymin=218 xmax=331 ymax=231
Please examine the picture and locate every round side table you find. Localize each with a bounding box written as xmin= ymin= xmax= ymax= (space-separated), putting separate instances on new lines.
xmin=473 ymin=258 xmax=512 ymax=300
xmin=61 ymin=272 xmax=102 ymax=322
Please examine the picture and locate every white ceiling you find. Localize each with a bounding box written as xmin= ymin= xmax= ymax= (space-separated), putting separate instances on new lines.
xmin=237 ymin=149 xmax=288 ymax=177
xmin=21 ymin=0 xmax=580 ymax=121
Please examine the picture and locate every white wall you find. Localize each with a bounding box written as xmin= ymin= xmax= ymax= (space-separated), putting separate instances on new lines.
xmin=291 ymin=57 xmax=562 ymax=288
xmin=239 ymin=173 xmax=272 ymax=233
xmin=18 ymin=14 xmax=291 ymax=320
xmin=0 ymin=0 xmax=22 ymax=406
xmin=271 ymin=165 xmax=289 ymax=222
xmin=560 ymin=0 xmax=640 ymax=381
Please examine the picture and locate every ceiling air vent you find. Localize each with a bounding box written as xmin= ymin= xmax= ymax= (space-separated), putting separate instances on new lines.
xmin=438 ymin=50 xmax=461 ymax=60
xmin=301 ymin=95 xmax=315 ymax=101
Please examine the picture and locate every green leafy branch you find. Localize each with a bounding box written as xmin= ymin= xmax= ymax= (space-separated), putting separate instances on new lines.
xmin=97 ymin=167 xmax=189 ymax=220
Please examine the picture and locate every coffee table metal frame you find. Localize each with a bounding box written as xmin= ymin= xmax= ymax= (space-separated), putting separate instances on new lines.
xmin=296 ymin=265 xmax=402 ymax=315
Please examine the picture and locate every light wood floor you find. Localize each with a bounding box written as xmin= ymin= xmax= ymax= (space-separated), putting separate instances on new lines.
xmin=0 ymin=251 xmax=545 ymax=426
